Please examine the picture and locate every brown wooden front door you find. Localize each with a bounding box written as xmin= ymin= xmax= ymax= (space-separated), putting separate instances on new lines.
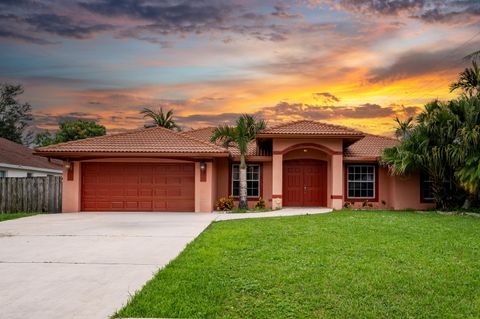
xmin=81 ymin=162 xmax=195 ymax=212
xmin=283 ymin=159 xmax=327 ymax=207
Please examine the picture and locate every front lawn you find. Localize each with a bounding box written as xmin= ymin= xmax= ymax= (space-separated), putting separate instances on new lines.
xmin=116 ymin=211 xmax=480 ymax=318
xmin=0 ymin=213 xmax=37 ymax=222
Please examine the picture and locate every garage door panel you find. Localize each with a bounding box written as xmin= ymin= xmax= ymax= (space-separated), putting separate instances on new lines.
xmin=82 ymin=162 xmax=195 ymax=212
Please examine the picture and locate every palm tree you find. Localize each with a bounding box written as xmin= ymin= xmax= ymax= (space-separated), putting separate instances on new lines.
xmin=464 ymin=50 xmax=480 ymax=62
xmin=140 ymin=107 xmax=181 ymax=131
xmin=450 ymin=60 xmax=480 ymax=97
xmin=393 ymin=116 xmax=414 ymax=140
xmin=383 ymin=101 xmax=459 ymax=209
xmin=211 ymin=114 xmax=266 ymax=209
xmin=446 ymin=96 xmax=480 ymax=196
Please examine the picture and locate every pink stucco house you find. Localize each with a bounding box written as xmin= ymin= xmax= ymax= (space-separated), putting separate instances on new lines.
xmin=35 ymin=120 xmax=435 ymax=213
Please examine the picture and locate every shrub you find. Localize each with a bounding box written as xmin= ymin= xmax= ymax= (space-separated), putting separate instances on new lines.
xmin=255 ymin=197 xmax=266 ymax=209
xmin=362 ymin=200 xmax=373 ymax=208
xmin=215 ymin=196 xmax=234 ymax=211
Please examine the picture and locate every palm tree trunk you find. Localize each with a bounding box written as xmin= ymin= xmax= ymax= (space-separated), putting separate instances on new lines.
xmin=239 ymin=154 xmax=248 ymax=209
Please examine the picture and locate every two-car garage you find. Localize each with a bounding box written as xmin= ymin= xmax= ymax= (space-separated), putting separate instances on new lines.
xmin=81 ymin=162 xmax=195 ymax=212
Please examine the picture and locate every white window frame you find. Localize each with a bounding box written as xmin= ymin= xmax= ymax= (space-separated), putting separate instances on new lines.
xmin=231 ymin=164 xmax=261 ymax=198
xmin=347 ymin=164 xmax=376 ymax=199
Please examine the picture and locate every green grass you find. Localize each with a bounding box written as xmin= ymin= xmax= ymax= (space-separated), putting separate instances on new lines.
xmin=0 ymin=213 xmax=37 ymax=222
xmin=116 ymin=211 xmax=480 ymax=318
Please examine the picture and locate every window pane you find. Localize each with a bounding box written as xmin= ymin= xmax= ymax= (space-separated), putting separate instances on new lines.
xmin=232 ymin=164 xmax=260 ymax=197
xmin=347 ymin=165 xmax=375 ymax=198
xmin=232 ymin=181 xmax=240 ymax=196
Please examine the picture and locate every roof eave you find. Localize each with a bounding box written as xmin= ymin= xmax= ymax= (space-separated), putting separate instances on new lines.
xmin=256 ymin=133 xmax=365 ymax=139
xmin=33 ymin=151 xmax=230 ymax=160
xmin=343 ymin=156 xmax=380 ymax=162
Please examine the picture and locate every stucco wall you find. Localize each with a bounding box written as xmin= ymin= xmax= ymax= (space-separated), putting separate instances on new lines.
xmin=344 ymin=166 xmax=435 ymax=210
xmin=214 ymin=158 xmax=273 ymax=209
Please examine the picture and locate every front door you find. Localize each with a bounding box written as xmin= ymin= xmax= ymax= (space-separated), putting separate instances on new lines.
xmin=283 ymin=159 xmax=327 ymax=207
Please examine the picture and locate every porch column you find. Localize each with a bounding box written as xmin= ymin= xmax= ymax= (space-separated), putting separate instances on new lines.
xmin=331 ymin=154 xmax=344 ymax=209
xmin=272 ymin=153 xmax=283 ymax=209
xmin=62 ymin=161 xmax=81 ymax=213
xmin=195 ymin=161 xmax=214 ymax=212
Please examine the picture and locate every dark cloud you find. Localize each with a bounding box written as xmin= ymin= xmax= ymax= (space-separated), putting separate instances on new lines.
xmin=333 ymin=0 xmax=425 ymax=15
xmin=366 ymin=45 xmax=475 ymax=83
xmin=0 ymin=29 xmax=57 ymax=45
xmin=312 ymin=0 xmax=480 ymax=25
xmin=25 ymin=14 xmax=114 ymax=39
xmin=258 ymin=101 xmax=395 ymax=120
xmin=414 ymin=3 xmax=480 ymax=24
xmin=313 ymin=92 xmax=340 ymax=103
xmin=271 ymin=5 xmax=303 ymax=19
xmin=33 ymin=112 xmax=103 ymax=127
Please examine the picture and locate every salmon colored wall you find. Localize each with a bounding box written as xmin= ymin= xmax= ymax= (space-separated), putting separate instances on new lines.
xmin=273 ymin=138 xmax=343 ymax=152
xmin=345 ymin=166 xmax=435 ymax=210
xmin=195 ymin=161 xmax=214 ymax=212
xmin=272 ymin=138 xmax=345 ymax=209
xmin=391 ymin=171 xmax=435 ymax=210
xmin=214 ymin=158 xmax=273 ymax=209
xmin=62 ymin=161 xmax=81 ymax=213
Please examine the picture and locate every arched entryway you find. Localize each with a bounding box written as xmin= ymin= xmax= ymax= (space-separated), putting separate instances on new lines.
xmin=283 ymin=159 xmax=327 ymax=207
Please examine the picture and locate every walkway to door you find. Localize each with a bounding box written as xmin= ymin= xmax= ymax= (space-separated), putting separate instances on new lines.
xmin=283 ymin=159 xmax=327 ymax=207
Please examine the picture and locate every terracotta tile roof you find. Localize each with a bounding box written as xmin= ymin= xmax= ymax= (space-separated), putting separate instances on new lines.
xmin=35 ymin=126 xmax=229 ymax=155
xmin=181 ymin=127 xmax=216 ymax=143
xmin=181 ymin=127 xmax=259 ymax=156
xmin=258 ymin=120 xmax=364 ymax=137
xmin=0 ymin=138 xmax=62 ymax=170
xmin=344 ymin=134 xmax=399 ymax=159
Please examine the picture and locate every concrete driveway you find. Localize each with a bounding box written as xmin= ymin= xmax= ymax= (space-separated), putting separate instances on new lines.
xmin=0 ymin=213 xmax=216 ymax=319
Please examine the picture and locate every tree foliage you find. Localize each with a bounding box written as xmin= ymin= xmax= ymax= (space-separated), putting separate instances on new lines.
xmin=0 ymin=84 xmax=32 ymax=144
xmin=141 ymin=107 xmax=181 ymax=131
xmin=383 ymin=97 xmax=480 ymax=208
xmin=211 ymin=114 xmax=266 ymax=209
xmin=450 ymin=60 xmax=480 ymax=97
xmin=35 ymin=120 xmax=106 ymax=146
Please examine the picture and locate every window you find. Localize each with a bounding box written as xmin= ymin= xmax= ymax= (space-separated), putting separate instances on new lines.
xmin=421 ymin=172 xmax=453 ymax=202
xmin=232 ymin=164 xmax=260 ymax=197
xmin=27 ymin=172 xmax=33 ymax=177
xmin=0 ymin=170 xmax=5 ymax=177
xmin=420 ymin=172 xmax=434 ymax=201
xmin=347 ymin=165 xmax=375 ymax=199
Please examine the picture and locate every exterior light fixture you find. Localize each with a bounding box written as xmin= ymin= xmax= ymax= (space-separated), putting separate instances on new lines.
xmin=64 ymin=160 xmax=71 ymax=169
xmin=303 ymin=149 xmax=308 ymax=153
xmin=200 ymin=161 xmax=206 ymax=171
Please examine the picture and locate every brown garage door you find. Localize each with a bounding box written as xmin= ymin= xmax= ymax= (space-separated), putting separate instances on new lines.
xmin=81 ymin=162 xmax=195 ymax=212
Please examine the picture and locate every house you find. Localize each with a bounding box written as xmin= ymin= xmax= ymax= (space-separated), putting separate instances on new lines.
xmin=0 ymin=137 xmax=62 ymax=177
xmin=34 ymin=120 xmax=435 ymax=213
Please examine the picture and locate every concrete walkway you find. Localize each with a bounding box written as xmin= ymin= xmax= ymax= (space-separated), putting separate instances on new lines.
xmin=0 ymin=208 xmax=331 ymax=319
xmin=214 ymin=207 xmax=333 ymax=221
xmin=0 ymin=213 xmax=216 ymax=319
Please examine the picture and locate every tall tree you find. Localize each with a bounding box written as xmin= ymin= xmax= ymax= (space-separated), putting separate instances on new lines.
xmin=393 ymin=116 xmax=414 ymax=140
xmin=383 ymin=101 xmax=460 ymax=209
xmin=35 ymin=120 xmax=106 ymax=146
xmin=211 ymin=114 xmax=266 ymax=209
xmin=0 ymin=84 xmax=32 ymax=144
xmin=450 ymin=60 xmax=480 ymax=97
xmin=141 ymin=107 xmax=181 ymax=131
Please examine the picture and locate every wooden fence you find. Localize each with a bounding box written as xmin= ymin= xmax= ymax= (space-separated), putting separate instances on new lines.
xmin=0 ymin=176 xmax=62 ymax=213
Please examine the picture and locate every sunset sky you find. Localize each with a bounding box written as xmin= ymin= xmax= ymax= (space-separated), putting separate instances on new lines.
xmin=1 ymin=0 xmax=479 ymax=136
